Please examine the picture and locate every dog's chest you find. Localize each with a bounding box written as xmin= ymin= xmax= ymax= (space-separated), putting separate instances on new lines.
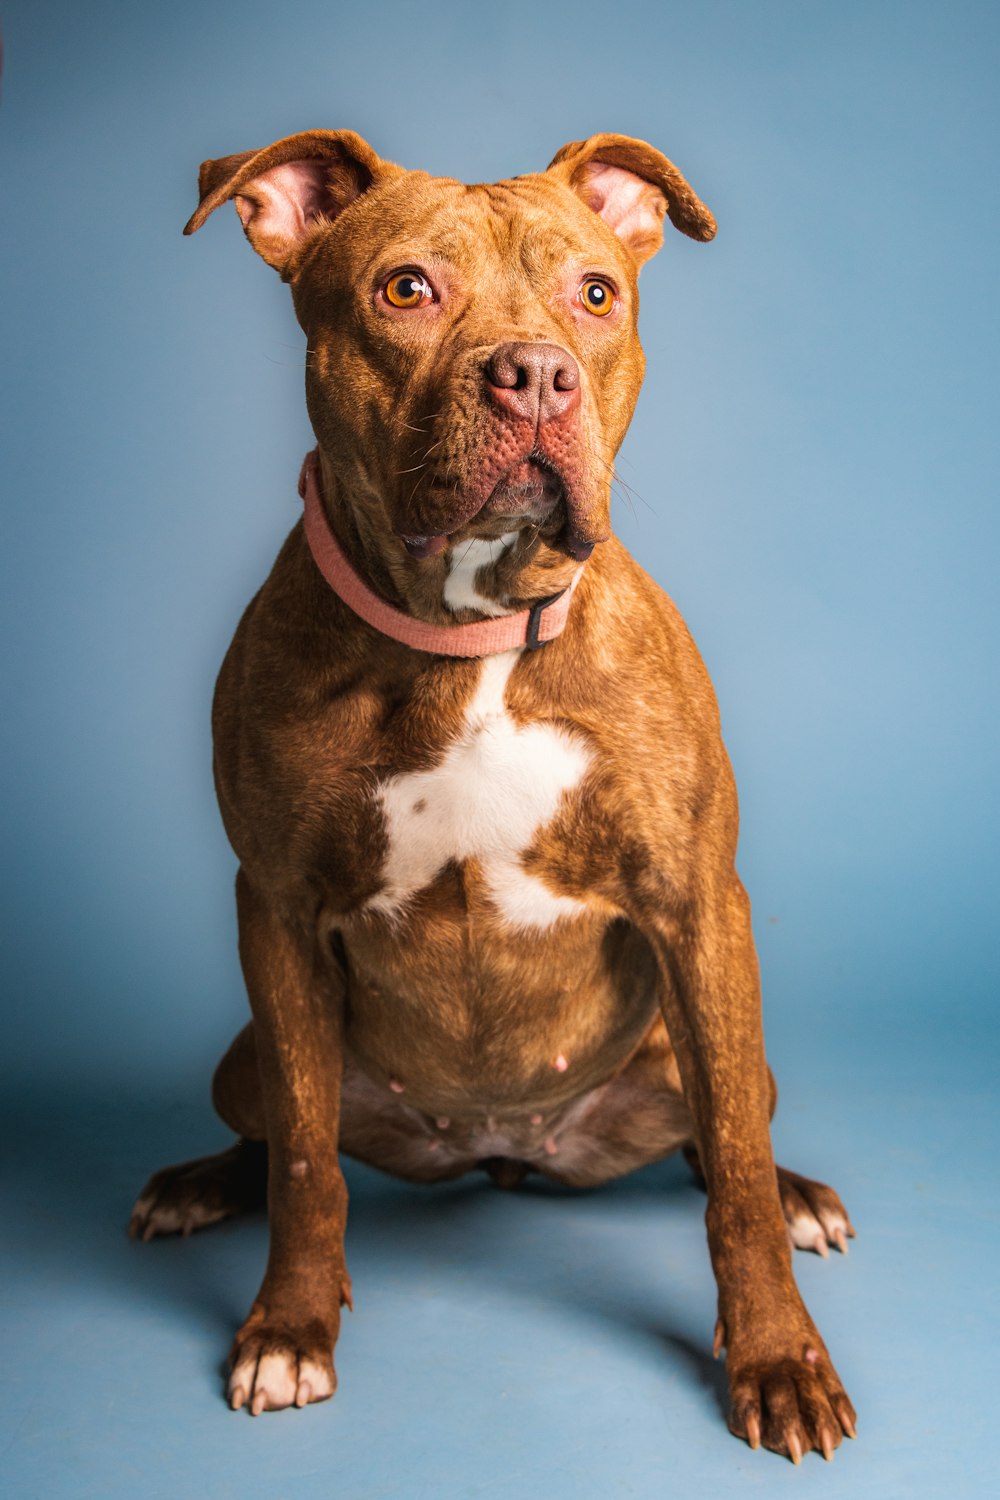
xmin=365 ymin=649 xmax=590 ymax=928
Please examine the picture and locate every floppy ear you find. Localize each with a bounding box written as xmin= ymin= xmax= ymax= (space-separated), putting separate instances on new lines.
xmin=183 ymin=129 xmax=401 ymax=277
xmin=548 ymin=133 xmax=716 ymax=268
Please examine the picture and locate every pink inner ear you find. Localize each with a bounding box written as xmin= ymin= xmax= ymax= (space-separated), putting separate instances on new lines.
xmin=234 ymin=160 xmax=333 ymax=244
xmin=578 ymin=162 xmax=666 ymax=258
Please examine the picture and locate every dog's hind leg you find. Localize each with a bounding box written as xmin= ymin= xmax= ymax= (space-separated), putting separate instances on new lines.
xmin=542 ymin=1022 xmax=857 ymax=1258
xmin=685 ymin=1144 xmax=856 ymax=1257
xmin=129 ymin=1138 xmax=267 ymax=1240
xmin=129 ymin=1024 xmax=267 ymax=1240
xmin=681 ymin=1068 xmax=857 ymax=1257
xmin=774 ymin=1166 xmax=856 ymax=1257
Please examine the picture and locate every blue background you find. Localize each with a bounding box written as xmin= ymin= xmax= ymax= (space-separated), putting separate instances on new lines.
xmin=2 ymin=1 xmax=997 ymax=1495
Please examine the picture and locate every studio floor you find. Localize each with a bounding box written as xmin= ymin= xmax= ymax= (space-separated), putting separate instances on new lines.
xmin=2 ymin=1025 xmax=996 ymax=1500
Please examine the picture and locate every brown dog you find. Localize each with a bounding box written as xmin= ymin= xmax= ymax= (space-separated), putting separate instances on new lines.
xmin=131 ymin=130 xmax=857 ymax=1462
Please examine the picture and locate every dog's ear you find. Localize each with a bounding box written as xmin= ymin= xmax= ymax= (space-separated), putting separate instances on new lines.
xmin=184 ymin=129 xmax=401 ymax=276
xmin=547 ymin=133 xmax=716 ymax=267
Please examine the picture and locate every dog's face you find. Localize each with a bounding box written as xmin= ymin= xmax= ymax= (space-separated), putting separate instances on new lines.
xmin=186 ymin=132 xmax=714 ymax=562
xmin=294 ymin=169 xmax=646 ymax=561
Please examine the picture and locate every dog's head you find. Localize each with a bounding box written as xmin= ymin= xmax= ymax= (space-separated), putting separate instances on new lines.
xmin=186 ymin=130 xmax=714 ymax=569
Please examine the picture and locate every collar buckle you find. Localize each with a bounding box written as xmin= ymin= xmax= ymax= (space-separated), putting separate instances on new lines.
xmin=525 ymin=590 xmax=568 ymax=650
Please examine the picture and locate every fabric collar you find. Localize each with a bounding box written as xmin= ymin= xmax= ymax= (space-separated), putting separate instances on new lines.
xmin=298 ymin=451 xmax=581 ymax=658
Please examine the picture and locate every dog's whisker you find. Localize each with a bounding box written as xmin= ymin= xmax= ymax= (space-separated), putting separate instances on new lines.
xmin=406 ymin=479 xmax=424 ymax=510
xmin=401 ymin=411 xmax=444 ymax=432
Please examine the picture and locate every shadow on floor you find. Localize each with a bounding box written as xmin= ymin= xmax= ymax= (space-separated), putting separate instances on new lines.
xmin=1 ymin=1077 xmax=728 ymax=1419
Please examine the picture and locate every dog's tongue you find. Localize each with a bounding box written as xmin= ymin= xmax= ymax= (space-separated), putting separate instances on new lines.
xmin=402 ymin=534 xmax=449 ymax=559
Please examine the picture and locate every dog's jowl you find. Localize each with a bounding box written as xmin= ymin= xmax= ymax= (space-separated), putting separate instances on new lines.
xmin=130 ymin=130 xmax=857 ymax=1461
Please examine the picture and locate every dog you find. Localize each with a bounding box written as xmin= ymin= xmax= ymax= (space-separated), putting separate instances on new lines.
xmin=130 ymin=130 xmax=857 ymax=1462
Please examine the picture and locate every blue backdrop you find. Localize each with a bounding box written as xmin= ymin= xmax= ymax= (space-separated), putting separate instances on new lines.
xmin=2 ymin=2 xmax=997 ymax=1495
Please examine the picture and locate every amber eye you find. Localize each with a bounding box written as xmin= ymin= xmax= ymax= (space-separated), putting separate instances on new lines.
xmin=579 ymin=278 xmax=615 ymax=316
xmin=384 ymin=271 xmax=434 ymax=308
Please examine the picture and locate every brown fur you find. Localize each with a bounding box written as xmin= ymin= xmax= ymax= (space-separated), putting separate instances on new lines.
xmin=131 ymin=130 xmax=856 ymax=1460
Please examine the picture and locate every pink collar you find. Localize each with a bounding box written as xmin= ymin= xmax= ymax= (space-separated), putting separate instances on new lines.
xmin=298 ymin=452 xmax=582 ymax=658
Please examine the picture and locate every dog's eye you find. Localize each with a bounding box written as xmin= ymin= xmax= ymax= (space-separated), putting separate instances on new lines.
xmin=579 ymin=278 xmax=615 ymax=317
xmin=384 ymin=271 xmax=435 ymax=309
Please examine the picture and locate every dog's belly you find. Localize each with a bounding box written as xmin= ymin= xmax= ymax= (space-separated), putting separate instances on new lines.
xmin=364 ymin=648 xmax=592 ymax=929
xmin=338 ymin=1010 xmax=693 ymax=1187
xmin=338 ymin=901 xmax=660 ymax=1117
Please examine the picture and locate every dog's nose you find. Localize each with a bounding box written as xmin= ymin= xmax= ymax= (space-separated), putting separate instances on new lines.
xmin=485 ymin=342 xmax=580 ymax=424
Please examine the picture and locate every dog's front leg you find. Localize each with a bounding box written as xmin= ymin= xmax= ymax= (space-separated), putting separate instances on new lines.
xmin=638 ymin=874 xmax=856 ymax=1461
xmin=228 ymin=868 xmax=351 ymax=1415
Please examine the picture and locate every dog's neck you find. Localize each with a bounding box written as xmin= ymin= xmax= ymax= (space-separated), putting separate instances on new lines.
xmin=316 ymin=450 xmax=583 ymax=628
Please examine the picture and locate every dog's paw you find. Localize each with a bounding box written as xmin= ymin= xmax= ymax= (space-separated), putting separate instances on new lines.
xmin=727 ymin=1342 xmax=857 ymax=1462
xmin=128 ymin=1141 xmax=267 ymax=1241
xmin=776 ymin=1165 xmax=856 ymax=1257
xmin=228 ymin=1316 xmax=337 ymax=1414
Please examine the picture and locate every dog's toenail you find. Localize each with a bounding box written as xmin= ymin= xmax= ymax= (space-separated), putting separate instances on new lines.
xmin=289 ymin=1159 xmax=308 ymax=1179
xmin=553 ymin=1054 xmax=568 ymax=1072
xmin=389 ymin=1078 xmax=405 ymax=1093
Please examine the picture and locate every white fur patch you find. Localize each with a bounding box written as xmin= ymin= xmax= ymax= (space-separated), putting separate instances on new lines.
xmin=443 ymin=535 xmax=517 ymax=616
xmin=229 ymin=1350 xmax=334 ymax=1414
xmin=789 ymin=1212 xmax=825 ymax=1251
xmin=367 ymin=649 xmax=590 ymax=929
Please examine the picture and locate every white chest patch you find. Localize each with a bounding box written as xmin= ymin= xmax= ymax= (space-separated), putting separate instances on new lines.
xmin=441 ymin=535 xmax=518 ymax=617
xmin=366 ymin=648 xmax=591 ymax=929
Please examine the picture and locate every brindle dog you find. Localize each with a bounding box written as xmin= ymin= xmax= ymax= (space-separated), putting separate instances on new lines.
xmin=130 ymin=131 xmax=857 ymax=1462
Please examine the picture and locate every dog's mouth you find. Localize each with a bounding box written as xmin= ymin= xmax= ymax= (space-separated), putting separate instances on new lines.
xmin=481 ymin=455 xmax=565 ymax=522
xmin=400 ymin=455 xmax=599 ymax=560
